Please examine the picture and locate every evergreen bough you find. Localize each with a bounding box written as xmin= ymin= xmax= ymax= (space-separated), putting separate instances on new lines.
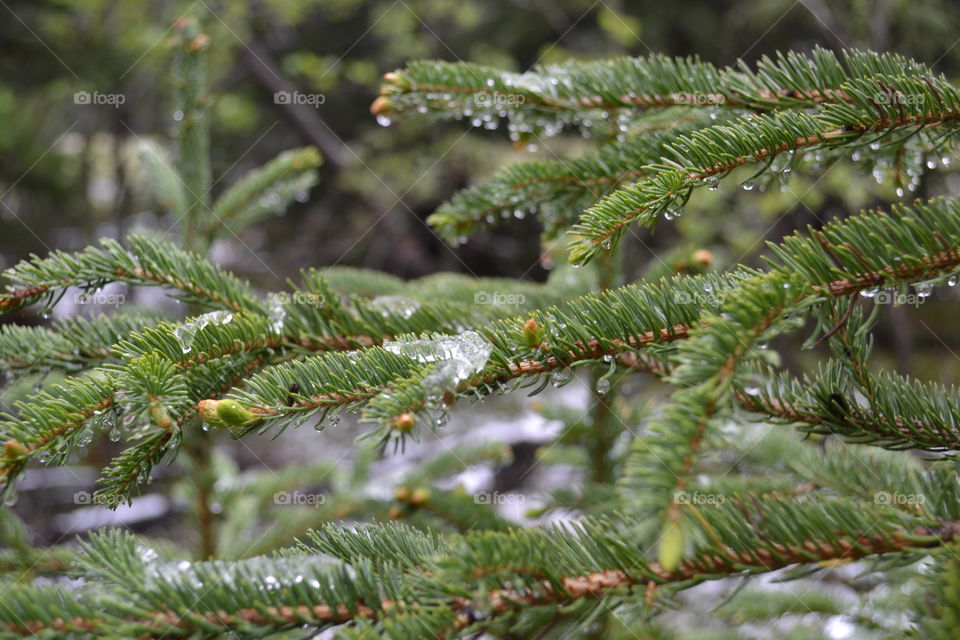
xmin=3 ymin=18 xmax=960 ymax=638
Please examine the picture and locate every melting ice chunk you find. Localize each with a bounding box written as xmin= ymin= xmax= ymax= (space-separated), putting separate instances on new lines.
xmin=370 ymin=295 xmax=420 ymax=319
xmin=173 ymin=310 xmax=233 ymax=353
xmin=384 ymin=331 xmax=492 ymax=391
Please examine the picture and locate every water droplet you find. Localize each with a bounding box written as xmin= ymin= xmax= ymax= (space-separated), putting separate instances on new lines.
xmin=550 ymin=368 xmax=574 ymax=387
xmin=948 ymin=276 xmax=957 ymax=287
xmin=376 ymin=115 xmax=392 ymax=127
xmin=109 ymin=426 xmax=121 ymax=442
xmin=173 ymin=110 xmax=184 ymax=121
xmin=859 ymin=288 xmax=878 ymax=299
xmin=3 ymin=488 xmax=17 ymax=506
xmin=36 ymin=450 xmax=51 ymax=464
xmin=596 ymin=377 xmax=611 ymax=395
xmin=913 ymin=281 xmax=934 ymax=298
xmin=742 ymin=180 xmax=755 ymax=191
xmin=706 ymin=177 xmax=719 ymax=191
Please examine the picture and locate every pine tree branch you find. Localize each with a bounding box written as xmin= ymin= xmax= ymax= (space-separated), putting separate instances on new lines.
xmin=569 ymin=75 xmax=960 ymax=265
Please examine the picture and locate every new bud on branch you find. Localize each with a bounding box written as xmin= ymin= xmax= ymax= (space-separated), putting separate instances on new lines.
xmin=198 ymin=399 xmax=257 ymax=430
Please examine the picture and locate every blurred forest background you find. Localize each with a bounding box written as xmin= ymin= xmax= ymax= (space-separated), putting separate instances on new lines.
xmin=6 ymin=0 xmax=960 ymax=568
xmin=5 ymin=0 xmax=960 ymax=282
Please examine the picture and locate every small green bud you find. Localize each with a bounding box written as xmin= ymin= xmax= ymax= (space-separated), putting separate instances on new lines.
xmin=216 ymin=399 xmax=256 ymax=428
xmin=658 ymin=517 xmax=684 ymax=573
xmin=198 ymin=399 xmax=256 ymax=429
xmin=522 ymin=317 xmax=543 ymax=348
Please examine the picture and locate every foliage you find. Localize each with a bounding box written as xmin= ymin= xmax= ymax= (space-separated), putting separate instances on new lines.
xmin=5 ymin=10 xmax=960 ymax=640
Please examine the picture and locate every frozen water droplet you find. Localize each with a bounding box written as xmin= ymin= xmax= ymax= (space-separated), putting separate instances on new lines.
xmin=370 ymin=295 xmax=420 ymax=319
xmin=173 ymin=311 xmax=233 ymax=353
xmin=268 ymin=293 xmax=287 ymax=334
xmin=384 ymin=331 xmax=492 ymax=393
